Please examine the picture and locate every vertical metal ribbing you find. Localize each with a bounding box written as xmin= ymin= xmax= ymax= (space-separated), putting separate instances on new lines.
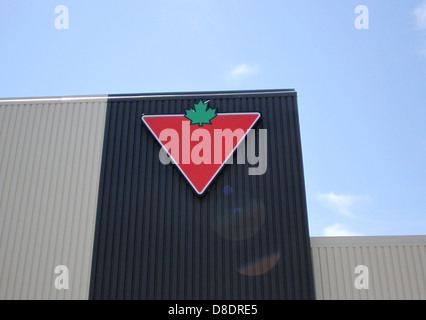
xmin=311 ymin=236 xmax=426 ymax=300
xmin=89 ymin=90 xmax=315 ymax=300
xmin=0 ymin=98 xmax=107 ymax=300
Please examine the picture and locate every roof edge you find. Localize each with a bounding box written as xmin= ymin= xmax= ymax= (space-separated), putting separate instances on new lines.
xmin=0 ymin=89 xmax=297 ymax=104
xmin=109 ymin=88 xmax=295 ymax=97
xmin=310 ymin=235 xmax=426 ymax=247
xmin=0 ymin=94 xmax=109 ymax=104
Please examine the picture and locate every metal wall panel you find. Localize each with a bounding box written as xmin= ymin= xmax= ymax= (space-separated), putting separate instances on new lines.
xmin=0 ymin=96 xmax=107 ymax=299
xmin=89 ymin=90 xmax=315 ymax=300
xmin=311 ymin=235 xmax=426 ymax=300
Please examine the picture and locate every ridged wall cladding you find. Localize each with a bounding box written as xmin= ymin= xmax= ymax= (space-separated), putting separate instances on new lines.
xmin=0 ymin=96 xmax=107 ymax=299
xmin=89 ymin=90 xmax=315 ymax=300
xmin=311 ymin=236 xmax=426 ymax=300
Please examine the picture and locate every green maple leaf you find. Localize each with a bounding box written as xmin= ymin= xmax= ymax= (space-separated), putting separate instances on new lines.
xmin=185 ymin=100 xmax=217 ymax=126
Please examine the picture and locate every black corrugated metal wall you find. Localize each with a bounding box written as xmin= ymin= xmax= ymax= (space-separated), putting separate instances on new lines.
xmin=89 ymin=90 xmax=315 ymax=299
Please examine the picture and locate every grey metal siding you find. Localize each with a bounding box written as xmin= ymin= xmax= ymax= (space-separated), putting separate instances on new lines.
xmin=89 ymin=90 xmax=315 ymax=300
xmin=311 ymin=235 xmax=426 ymax=300
xmin=0 ymin=96 xmax=107 ymax=299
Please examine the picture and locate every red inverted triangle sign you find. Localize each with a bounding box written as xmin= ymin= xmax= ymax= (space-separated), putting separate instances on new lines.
xmin=142 ymin=112 xmax=261 ymax=196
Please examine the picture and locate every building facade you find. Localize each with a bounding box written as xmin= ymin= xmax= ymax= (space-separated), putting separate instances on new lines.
xmin=0 ymin=92 xmax=424 ymax=300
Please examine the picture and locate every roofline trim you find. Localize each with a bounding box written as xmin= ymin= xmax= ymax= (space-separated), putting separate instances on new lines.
xmin=0 ymin=89 xmax=296 ymax=103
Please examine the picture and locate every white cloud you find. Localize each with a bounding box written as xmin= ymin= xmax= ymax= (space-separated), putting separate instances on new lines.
xmin=228 ymin=63 xmax=258 ymax=80
xmin=414 ymin=1 xmax=426 ymax=29
xmin=323 ymin=223 xmax=362 ymax=237
xmin=414 ymin=1 xmax=426 ymax=57
xmin=316 ymin=192 xmax=357 ymax=217
xmin=316 ymin=192 xmax=372 ymax=218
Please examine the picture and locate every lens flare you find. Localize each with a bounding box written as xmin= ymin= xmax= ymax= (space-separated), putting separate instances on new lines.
xmin=238 ymin=252 xmax=280 ymax=277
xmin=213 ymin=199 xmax=265 ymax=241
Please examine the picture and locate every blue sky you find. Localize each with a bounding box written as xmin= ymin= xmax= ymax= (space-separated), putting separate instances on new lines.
xmin=1 ymin=1 xmax=426 ymax=236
